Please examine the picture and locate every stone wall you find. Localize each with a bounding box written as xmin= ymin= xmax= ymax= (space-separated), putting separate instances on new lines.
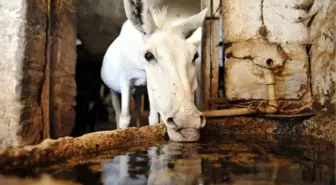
xmin=302 ymin=0 xmax=335 ymax=142
xmin=222 ymin=0 xmax=311 ymax=101
xmin=0 ymin=0 xmax=32 ymax=147
xmin=200 ymin=0 xmax=335 ymax=143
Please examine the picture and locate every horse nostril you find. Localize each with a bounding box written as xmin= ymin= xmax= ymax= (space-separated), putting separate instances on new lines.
xmin=166 ymin=117 xmax=178 ymax=129
xmin=200 ymin=114 xmax=206 ymax=128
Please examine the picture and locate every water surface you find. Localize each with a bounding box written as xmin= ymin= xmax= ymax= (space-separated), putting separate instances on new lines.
xmin=1 ymin=135 xmax=335 ymax=185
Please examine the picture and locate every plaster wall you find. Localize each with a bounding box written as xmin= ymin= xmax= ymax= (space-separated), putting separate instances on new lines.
xmin=0 ymin=0 xmax=27 ymax=147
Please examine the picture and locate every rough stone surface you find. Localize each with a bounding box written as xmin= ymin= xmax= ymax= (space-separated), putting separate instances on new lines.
xmin=222 ymin=0 xmax=310 ymax=43
xmin=303 ymin=0 xmax=336 ymax=141
xmin=222 ymin=0 xmax=262 ymax=42
xmin=302 ymin=114 xmax=335 ymax=142
xmin=221 ymin=0 xmax=335 ymax=142
xmin=204 ymin=117 xmax=306 ymax=137
xmin=263 ymin=0 xmax=309 ymax=43
xmin=308 ymin=0 xmax=335 ymax=109
xmin=223 ymin=0 xmax=311 ymax=100
xmin=225 ymin=39 xmax=310 ymax=100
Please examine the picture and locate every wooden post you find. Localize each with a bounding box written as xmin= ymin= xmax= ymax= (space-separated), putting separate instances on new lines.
xmin=14 ymin=0 xmax=49 ymax=146
xmin=201 ymin=18 xmax=212 ymax=110
xmin=41 ymin=0 xmax=51 ymax=139
xmin=201 ymin=17 xmax=220 ymax=110
xmin=48 ymin=0 xmax=77 ymax=138
xmin=210 ymin=18 xmax=220 ymax=109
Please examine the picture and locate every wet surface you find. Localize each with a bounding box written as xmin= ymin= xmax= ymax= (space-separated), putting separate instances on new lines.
xmin=0 ymin=135 xmax=335 ymax=185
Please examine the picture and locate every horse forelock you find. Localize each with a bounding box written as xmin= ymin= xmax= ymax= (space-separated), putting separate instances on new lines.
xmin=151 ymin=6 xmax=185 ymax=34
xmin=151 ymin=6 xmax=169 ymax=29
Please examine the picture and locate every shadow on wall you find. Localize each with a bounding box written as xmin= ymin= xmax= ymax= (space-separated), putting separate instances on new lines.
xmin=77 ymin=0 xmax=201 ymax=55
xmin=71 ymin=40 xmax=114 ymax=137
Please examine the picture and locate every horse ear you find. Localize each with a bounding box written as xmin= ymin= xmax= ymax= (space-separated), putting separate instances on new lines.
xmin=173 ymin=8 xmax=208 ymax=40
xmin=123 ymin=0 xmax=157 ymax=35
xmin=186 ymin=27 xmax=202 ymax=47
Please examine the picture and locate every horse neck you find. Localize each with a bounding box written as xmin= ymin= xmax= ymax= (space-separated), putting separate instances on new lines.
xmin=119 ymin=20 xmax=147 ymax=70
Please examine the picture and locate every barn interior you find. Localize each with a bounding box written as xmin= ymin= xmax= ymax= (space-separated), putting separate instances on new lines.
xmin=71 ymin=0 xmax=205 ymax=137
xmin=0 ymin=0 xmax=335 ymax=184
xmin=72 ymin=0 xmax=134 ymax=136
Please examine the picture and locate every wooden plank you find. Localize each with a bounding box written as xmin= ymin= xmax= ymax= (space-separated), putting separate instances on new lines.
xmin=201 ymin=18 xmax=212 ymax=110
xmin=42 ymin=0 xmax=51 ymax=139
xmin=13 ymin=0 xmax=48 ymax=145
xmin=210 ymin=18 xmax=220 ymax=109
xmin=49 ymin=0 xmax=77 ymax=138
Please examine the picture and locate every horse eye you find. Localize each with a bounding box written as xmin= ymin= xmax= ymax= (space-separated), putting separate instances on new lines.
xmin=144 ymin=52 xmax=154 ymax=61
xmin=192 ymin=52 xmax=199 ymax=62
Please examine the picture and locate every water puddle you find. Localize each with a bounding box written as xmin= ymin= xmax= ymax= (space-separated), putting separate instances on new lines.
xmin=0 ymin=135 xmax=334 ymax=185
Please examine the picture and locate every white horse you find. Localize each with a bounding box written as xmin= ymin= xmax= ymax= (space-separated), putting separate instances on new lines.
xmin=101 ymin=0 xmax=208 ymax=142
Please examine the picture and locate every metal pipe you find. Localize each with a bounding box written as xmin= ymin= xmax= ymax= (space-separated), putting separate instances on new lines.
xmin=202 ymin=107 xmax=256 ymax=118
xmin=258 ymin=69 xmax=279 ymax=114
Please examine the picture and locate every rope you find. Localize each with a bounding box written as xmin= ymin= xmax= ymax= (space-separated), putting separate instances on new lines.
xmin=210 ymin=99 xmax=279 ymax=113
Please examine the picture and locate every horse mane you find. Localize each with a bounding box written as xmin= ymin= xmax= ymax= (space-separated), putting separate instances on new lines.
xmin=150 ymin=6 xmax=175 ymax=31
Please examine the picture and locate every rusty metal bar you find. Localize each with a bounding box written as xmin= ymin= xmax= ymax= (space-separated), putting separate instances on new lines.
xmin=210 ymin=18 xmax=220 ymax=109
xmin=201 ymin=18 xmax=212 ymax=110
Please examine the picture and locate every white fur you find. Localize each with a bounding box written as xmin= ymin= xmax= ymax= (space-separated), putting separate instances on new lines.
xmin=101 ymin=21 xmax=147 ymax=128
xmin=101 ymin=0 xmax=208 ymax=141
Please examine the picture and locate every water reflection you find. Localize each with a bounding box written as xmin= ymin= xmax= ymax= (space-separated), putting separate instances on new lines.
xmin=0 ymin=135 xmax=334 ymax=185
xmin=101 ymin=143 xmax=203 ymax=185
xmin=100 ymin=136 xmax=335 ymax=185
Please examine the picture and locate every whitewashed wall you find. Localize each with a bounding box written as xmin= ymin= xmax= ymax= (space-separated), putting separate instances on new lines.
xmin=222 ymin=0 xmax=311 ymax=101
xmin=0 ymin=0 xmax=27 ymax=147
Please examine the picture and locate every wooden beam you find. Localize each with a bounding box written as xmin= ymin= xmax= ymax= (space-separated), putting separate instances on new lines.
xmin=210 ymin=18 xmax=220 ymax=109
xmin=41 ymin=0 xmax=51 ymax=139
xmin=48 ymin=0 xmax=77 ymax=138
xmin=201 ymin=18 xmax=212 ymax=110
